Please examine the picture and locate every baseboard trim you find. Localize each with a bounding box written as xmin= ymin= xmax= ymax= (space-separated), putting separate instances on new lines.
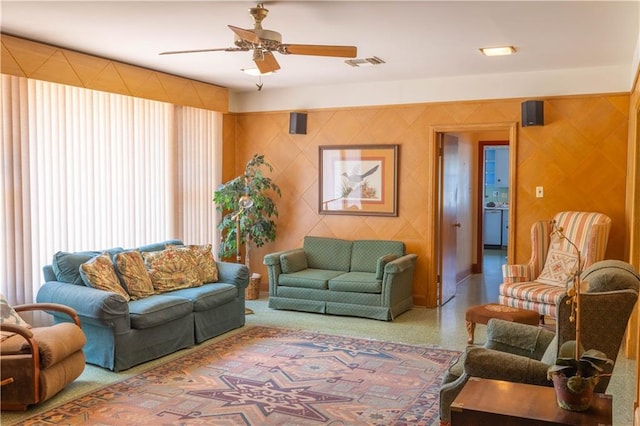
xmin=456 ymin=268 xmax=472 ymax=283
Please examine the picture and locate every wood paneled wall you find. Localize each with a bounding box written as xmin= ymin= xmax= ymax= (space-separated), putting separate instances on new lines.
xmin=628 ymin=66 xmax=640 ymax=420
xmin=2 ymin=35 xmax=632 ymax=309
xmin=230 ymin=94 xmax=630 ymax=307
xmin=1 ymin=34 xmax=228 ymax=112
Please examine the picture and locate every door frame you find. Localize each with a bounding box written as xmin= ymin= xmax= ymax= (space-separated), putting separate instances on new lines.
xmin=429 ymin=122 xmax=518 ymax=306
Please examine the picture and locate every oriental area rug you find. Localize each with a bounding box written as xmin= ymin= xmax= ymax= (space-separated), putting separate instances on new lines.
xmin=17 ymin=326 xmax=460 ymax=425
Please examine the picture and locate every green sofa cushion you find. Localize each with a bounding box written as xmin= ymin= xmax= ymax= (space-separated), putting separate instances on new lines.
xmin=279 ymin=269 xmax=345 ymax=290
xmin=304 ymin=236 xmax=352 ymax=271
xmin=52 ymin=250 xmax=101 ymax=285
xmin=52 ymin=248 xmax=123 ymax=285
xmin=128 ymin=294 xmax=193 ymax=330
xmin=350 ymin=240 xmax=405 ymax=273
xmin=158 ymin=283 xmax=238 ymax=311
xmin=280 ymin=250 xmax=308 ymax=273
xmin=328 ymin=272 xmax=382 ymax=293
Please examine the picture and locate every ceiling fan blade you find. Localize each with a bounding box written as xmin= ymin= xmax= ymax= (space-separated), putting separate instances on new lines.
xmin=281 ymin=44 xmax=357 ymax=58
xmin=159 ymin=47 xmax=247 ymax=55
xmin=228 ymin=25 xmax=261 ymax=44
xmin=255 ymin=51 xmax=281 ymax=74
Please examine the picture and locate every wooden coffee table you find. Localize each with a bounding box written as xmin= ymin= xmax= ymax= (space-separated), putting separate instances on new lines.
xmin=451 ymin=377 xmax=612 ymax=425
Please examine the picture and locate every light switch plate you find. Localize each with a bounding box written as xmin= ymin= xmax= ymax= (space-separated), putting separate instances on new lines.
xmin=536 ymin=186 xmax=544 ymax=198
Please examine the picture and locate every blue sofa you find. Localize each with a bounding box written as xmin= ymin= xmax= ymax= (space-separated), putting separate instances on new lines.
xmin=36 ymin=240 xmax=248 ymax=371
xmin=264 ymin=236 xmax=417 ymax=321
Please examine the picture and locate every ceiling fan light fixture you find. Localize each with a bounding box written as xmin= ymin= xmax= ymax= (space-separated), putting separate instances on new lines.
xmin=252 ymin=49 xmax=264 ymax=61
xmin=345 ymin=56 xmax=385 ymax=67
xmin=479 ymin=46 xmax=516 ymax=56
xmin=241 ymin=68 xmax=274 ymax=76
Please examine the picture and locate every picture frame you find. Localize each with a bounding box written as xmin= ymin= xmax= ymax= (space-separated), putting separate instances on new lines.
xmin=319 ymin=144 xmax=398 ymax=216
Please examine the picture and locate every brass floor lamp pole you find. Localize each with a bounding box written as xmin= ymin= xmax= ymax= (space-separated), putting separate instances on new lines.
xmin=236 ymin=218 xmax=242 ymax=264
xmin=234 ymin=195 xmax=254 ymax=314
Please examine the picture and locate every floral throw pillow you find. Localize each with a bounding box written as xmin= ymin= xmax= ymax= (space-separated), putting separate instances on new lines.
xmin=537 ymin=248 xmax=580 ymax=287
xmin=169 ymin=244 xmax=218 ymax=284
xmin=79 ymin=253 xmax=131 ymax=301
xmin=0 ymin=293 xmax=31 ymax=341
xmin=142 ymin=248 xmax=201 ymax=293
xmin=114 ymin=250 xmax=155 ymax=300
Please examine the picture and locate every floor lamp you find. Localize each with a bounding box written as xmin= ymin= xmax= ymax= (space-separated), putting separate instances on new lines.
xmin=233 ymin=194 xmax=254 ymax=314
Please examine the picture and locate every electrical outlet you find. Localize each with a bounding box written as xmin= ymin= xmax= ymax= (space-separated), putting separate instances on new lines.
xmin=536 ymin=186 xmax=544 ymax=198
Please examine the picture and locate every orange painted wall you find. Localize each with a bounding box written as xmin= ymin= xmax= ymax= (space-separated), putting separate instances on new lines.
xmin=229 ymin=94 xmax=630 ymax=307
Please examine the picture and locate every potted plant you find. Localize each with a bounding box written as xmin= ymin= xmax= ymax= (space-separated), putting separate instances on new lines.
xmin=213 ymin=154 xmax=281 ymax=269
xmin=545 ymin=220 xmax=613 ymax=411
xmin=547 ymin=341 xmax=613 ymax=411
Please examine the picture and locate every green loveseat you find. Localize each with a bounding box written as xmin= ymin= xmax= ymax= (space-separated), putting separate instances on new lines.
xmin=264 ymin=236 xmax=417 ymax=320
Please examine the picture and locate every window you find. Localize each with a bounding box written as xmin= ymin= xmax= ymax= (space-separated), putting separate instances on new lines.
xmin=1 ymin=75 xmax=221 ymax=303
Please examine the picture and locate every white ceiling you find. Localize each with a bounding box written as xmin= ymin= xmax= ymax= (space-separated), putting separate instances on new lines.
xmin=2 ymin=1 xmax=639 ymax=111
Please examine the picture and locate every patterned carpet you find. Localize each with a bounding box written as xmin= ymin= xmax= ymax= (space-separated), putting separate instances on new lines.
xmin=17 ymin=326 xmax=460 ymax=425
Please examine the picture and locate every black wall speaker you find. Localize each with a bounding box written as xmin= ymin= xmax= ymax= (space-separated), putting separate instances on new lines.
xmin=289 ymin=112 xmax=307 ymax=135
xmin=521 ymin=100 xmax=544 ymax=127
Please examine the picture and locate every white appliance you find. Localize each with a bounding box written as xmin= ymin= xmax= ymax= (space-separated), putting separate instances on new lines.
xmin=484 ymin=209 xmax=502 ymax=246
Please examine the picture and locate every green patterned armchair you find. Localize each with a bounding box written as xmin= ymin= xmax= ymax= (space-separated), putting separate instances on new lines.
xmin=439 ymin=260 xmax=639 ymax=425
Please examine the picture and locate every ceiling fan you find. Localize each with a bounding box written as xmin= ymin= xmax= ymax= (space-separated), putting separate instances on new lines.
xmin=159 ymin=3 xmax=358 ymax=74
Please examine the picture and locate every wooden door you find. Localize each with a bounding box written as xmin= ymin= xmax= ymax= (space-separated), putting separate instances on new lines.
xmin=439 ymin=133 xmax=459 ymax=305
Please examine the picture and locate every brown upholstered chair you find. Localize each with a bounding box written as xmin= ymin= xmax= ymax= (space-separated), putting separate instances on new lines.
xmin=1 ymin=302 xmax=86 ymax=410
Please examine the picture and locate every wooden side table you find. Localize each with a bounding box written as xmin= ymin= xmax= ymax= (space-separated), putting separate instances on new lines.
xmin=451 ymin=377 xmax=612 ymax=426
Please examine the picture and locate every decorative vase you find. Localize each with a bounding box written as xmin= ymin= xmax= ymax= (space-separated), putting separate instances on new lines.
xmin=551 ymin=374 xmax=595 ymax=411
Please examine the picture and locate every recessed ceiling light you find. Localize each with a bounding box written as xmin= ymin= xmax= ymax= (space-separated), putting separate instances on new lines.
xmin=479 ymin=46 xmax=516 ymax=57
xmin=241 ymin=68 xmax=274 ymax=76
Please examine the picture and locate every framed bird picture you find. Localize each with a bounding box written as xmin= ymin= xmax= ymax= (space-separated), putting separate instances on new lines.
xmin=319 ymin=144 xmax=398 ymax=216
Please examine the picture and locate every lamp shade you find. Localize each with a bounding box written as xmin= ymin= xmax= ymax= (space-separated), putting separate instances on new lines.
xmin=239 ymin=195 xmax=254 ymax=209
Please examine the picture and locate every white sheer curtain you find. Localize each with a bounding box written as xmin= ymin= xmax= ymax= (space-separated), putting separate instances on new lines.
xmin=176 ymin=106 xmax=222 ymax=246
xmin=1 ymin=75 xmax=31 ymax=304
xmin=1 ymin=75 xmax=222 ymax=304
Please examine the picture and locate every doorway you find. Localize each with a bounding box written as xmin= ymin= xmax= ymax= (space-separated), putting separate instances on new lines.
xmin=431 ymin=123 xmax=517 ymax=307
xmin=477 ymin=140 xmax=509 ymax=274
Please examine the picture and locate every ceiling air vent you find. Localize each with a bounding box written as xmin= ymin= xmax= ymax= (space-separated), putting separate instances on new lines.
xmin=344 ymin=56 xmax=385 ymax=67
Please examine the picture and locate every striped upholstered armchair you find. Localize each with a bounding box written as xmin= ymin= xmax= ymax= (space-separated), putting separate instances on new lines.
xmin=498 ymin=211 xmax=611 ymax=318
